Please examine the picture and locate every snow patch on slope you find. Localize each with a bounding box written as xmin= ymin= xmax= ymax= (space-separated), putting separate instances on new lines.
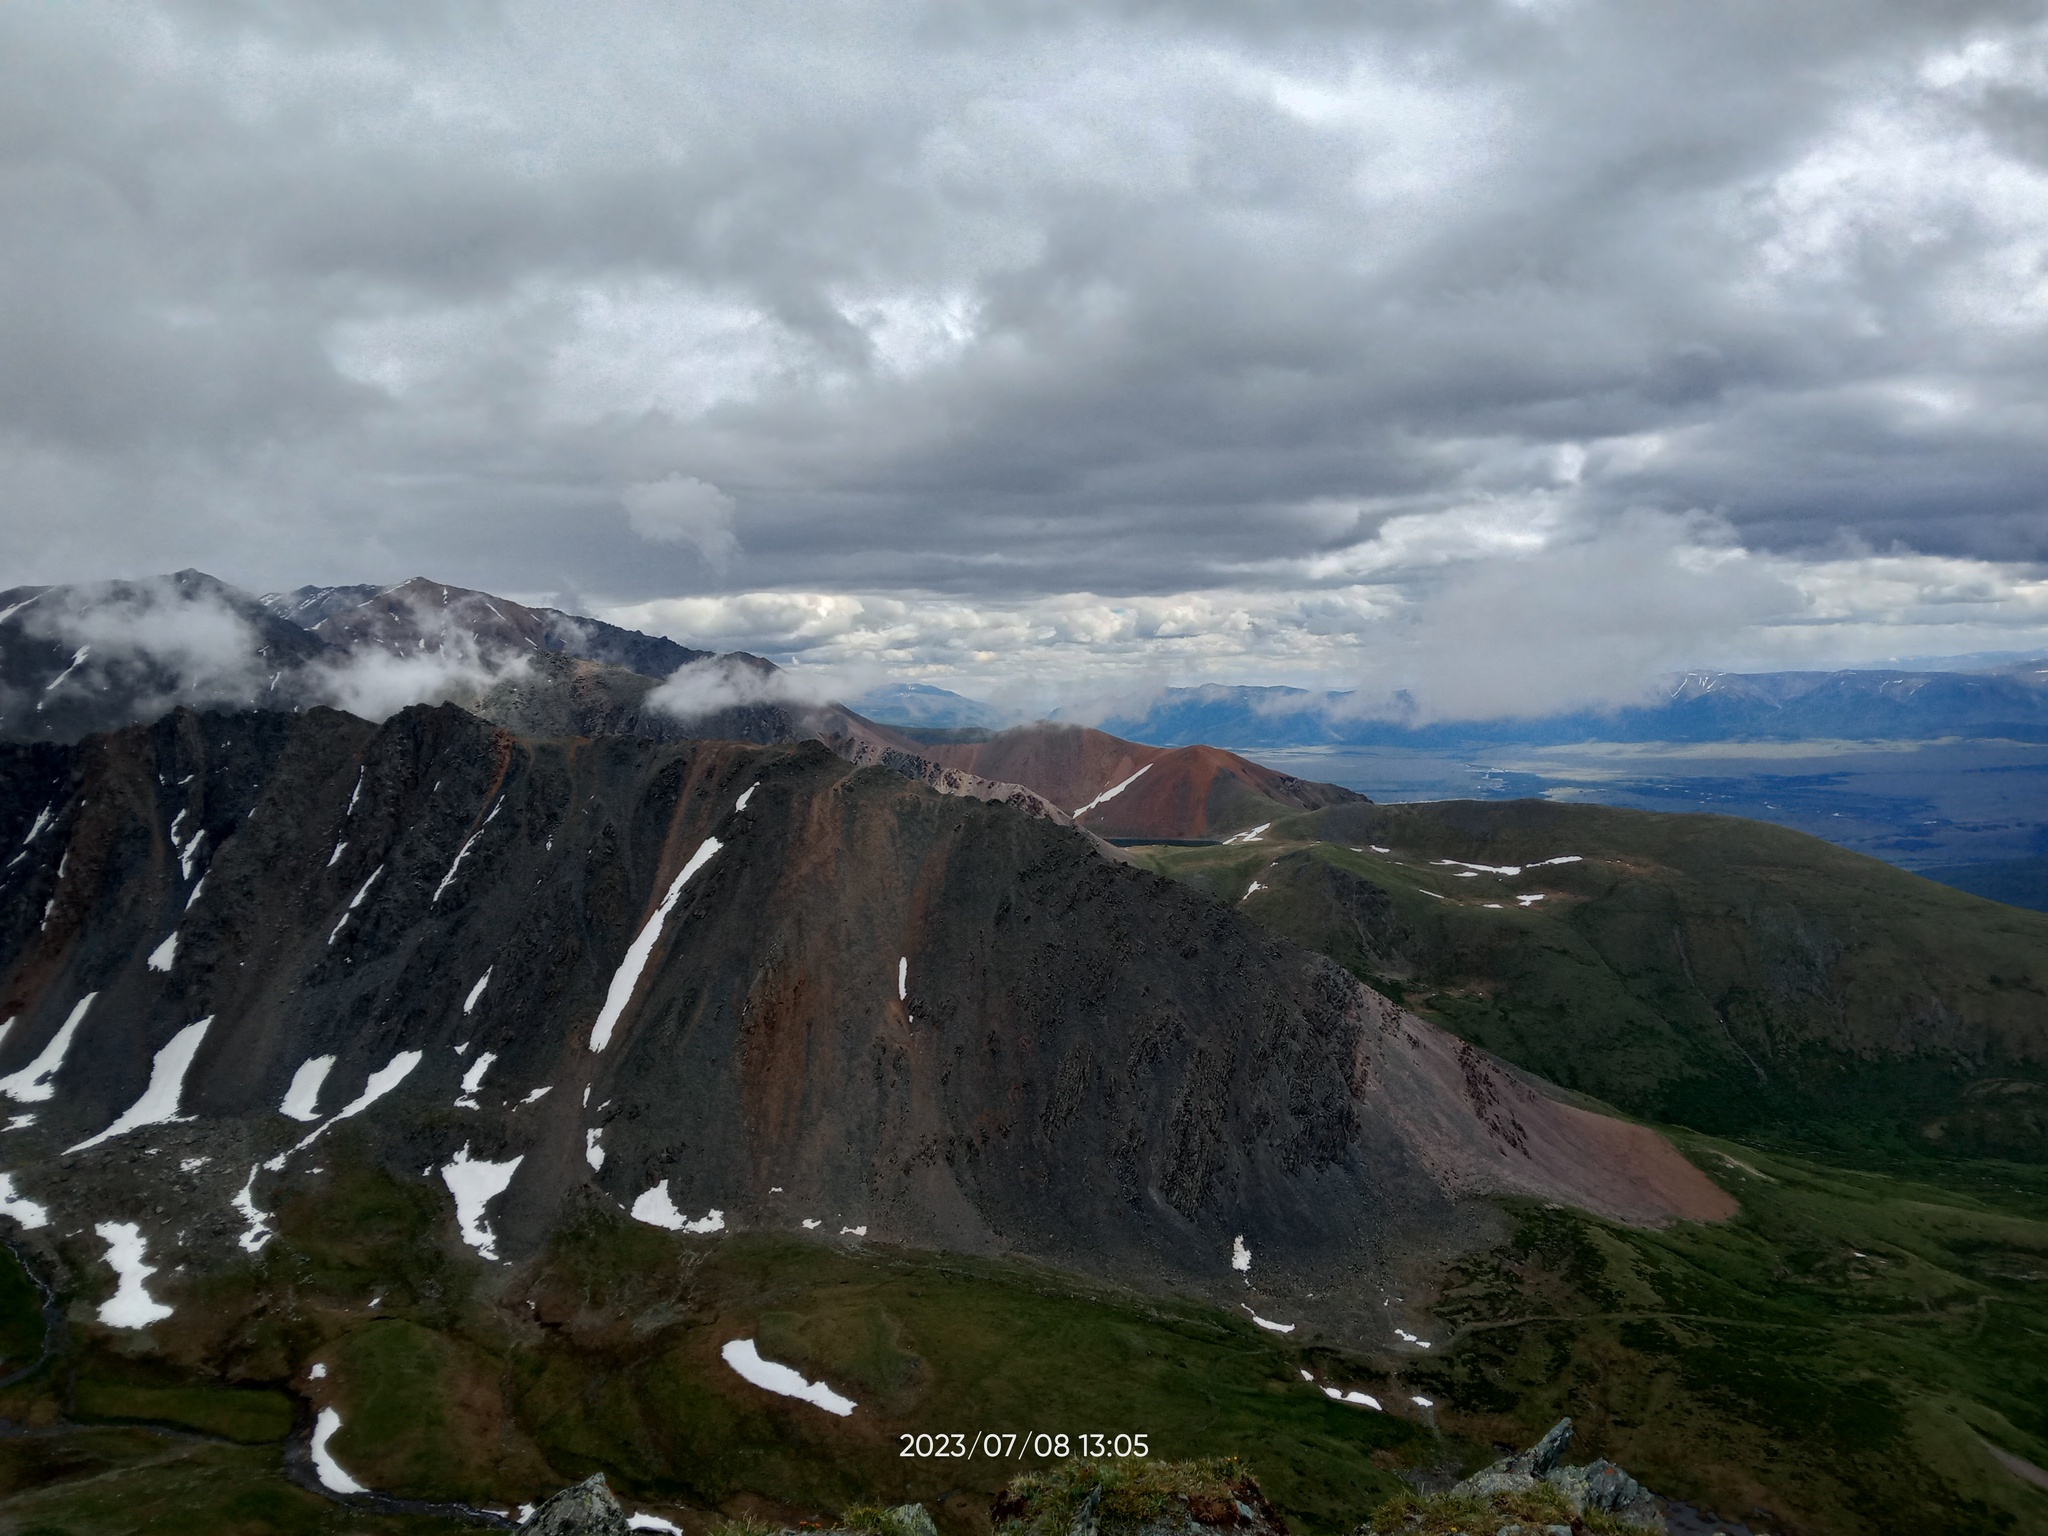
xmin=233 ymin=1165 xmax=272 ymax=1253
xmin=630 ymin=1180 xmax=723 ymax=1233
xmin=440 ymin=1145 xmax=522 ymax=1260
xmin=311 ymin=1407 xmax=368 ymax=1494
xmin=95 ymin=1221 xmax=172 ymax=1327
xmin=1071 ymin=763 xmax=1151 ymax=819
xmin=0 ymin=1172 xmax=48 ymax=1228
xmin=720 ymin=1338 xmax=855 ymax=1416
xmin=328 ymin=866 xmax=383 ymax=945
xmin=68 ymin=1017 xmax=211 ymax=1152
xmin=590 ymin=837 xmax=722 ymax=1052
xmin=274 ymin=1050 xmax=422 ymax=1164
xmin=432 ymin=799 xmax=502 ymax=904
xmin=279 ymin=1056 xmax=335 ymax=1121
xmin=0 ymin=994 xmax=96 ymax=1103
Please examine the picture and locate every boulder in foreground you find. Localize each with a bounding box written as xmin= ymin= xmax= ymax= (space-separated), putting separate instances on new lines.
xmin=1367 ymin=1418 xmax=1674 ymax=1534
xmin=527 ymin=1472 xmax=631 ymax=1535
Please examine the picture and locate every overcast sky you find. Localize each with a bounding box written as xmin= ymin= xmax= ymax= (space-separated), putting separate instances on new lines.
xmin=5 ymin=1 xmax=2047 ymax=713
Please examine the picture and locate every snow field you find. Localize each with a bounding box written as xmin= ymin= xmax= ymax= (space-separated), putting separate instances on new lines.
xmin=630 ymin=1180 xmax=723 ymax=1232
xmin=0 ymin=1172 xmax=48 ymax=1228
xmin=1071 ymin=763 xmax=1152 ymax=819
xmin=280 ymin=1055 xmax=335 ymax=1121
xmin=311 ymin=1407 xmax=367 ymax=1494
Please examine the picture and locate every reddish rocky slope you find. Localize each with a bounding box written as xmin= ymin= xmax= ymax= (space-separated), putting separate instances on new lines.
xmin=909 ymin=722 xmax=1365 ymax=839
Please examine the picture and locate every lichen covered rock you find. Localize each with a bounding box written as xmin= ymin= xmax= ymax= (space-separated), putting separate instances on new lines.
xmin=1403 ymin=1418 xmax=1661 ymax=1534
xmin=527 ymin=1473 xmax=631 ymax=1536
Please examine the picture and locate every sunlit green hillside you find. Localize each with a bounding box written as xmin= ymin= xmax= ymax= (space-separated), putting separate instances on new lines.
xmin=1128 ymin=799 xmax=2048 ymax=1159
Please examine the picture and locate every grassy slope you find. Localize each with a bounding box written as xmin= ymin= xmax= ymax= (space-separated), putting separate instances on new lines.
xmin=1128 ymin=800 xmax=2048 ymax=1158
xmin=1416 ymin=1137 xmax=2048 ymax=1535
xmin=0 ymin=1137 xmax=2043 ymax=1536
xmin=0 ymin=1158 xmax=1427 ymax=1536
xmin=4 ymin=801 xmax=2044 ymax=1533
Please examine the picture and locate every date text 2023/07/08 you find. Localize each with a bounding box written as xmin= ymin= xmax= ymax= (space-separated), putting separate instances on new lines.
xmin=900 ymin=1432 xmax=1149 ymax=1460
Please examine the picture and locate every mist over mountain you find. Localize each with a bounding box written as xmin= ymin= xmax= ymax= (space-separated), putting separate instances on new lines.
xmin=0 ymin=571 xmax=1386 ymax=847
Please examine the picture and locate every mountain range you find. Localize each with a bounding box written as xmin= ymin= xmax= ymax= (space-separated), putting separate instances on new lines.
xmin=1091 ymin=670 xmax=2048 ymax=749
xmin=0 ymin=573 xmax=1363 ymax=847
xmin=2 ymin=571 xmax=2046 ymax=1534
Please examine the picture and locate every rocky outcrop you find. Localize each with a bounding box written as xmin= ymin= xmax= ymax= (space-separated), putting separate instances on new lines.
xmin=826 ymin=730 xmax=1071 ymax=824
xmin=526 ymin=1472 xmax=631 ymax=1535
xmin=1449 ymin=1420 xmax=1663 ymax=1531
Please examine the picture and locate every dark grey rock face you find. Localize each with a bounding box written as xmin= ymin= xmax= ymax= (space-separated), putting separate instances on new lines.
xmin=1507 ymin=1417 xmax=1573 ymax=1477
xmin=0 ymin=704 xmax=1435 ymax=1289
xmin=0 ymin=571 xmax=340 ymax=743
xmin=1454 ymin=1418 xmax=1663 ymax=1531
xmin=1548 ymin=1459 xmax=1656 ymax=1522
xmin=526 ymin=1473 xmax=630 ymax=1536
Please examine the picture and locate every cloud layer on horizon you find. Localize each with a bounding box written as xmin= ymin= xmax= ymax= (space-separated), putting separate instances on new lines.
xmin=3 ymin=1 xmax=2047 ymax=709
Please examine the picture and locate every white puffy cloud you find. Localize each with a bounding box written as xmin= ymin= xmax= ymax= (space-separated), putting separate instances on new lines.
xmin=2 ymin=0 xmax=2046 ymax=695
xmin=620 ymin=475 xmax=740 ymax=565
xmin=603 ymin=508 xmax=2048 ymax=720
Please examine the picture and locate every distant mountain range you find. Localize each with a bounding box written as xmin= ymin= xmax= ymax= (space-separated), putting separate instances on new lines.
xmin=851 ymin=682 xmax=1015 ymax=730
xmin=852 ymin=665 xmax=2048 ymax=748
xmin=1093 ymin=668 xmax=2048 ymax=749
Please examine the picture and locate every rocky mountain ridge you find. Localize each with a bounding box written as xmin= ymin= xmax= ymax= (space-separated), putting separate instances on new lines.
xmin=0 ymin=570 xmax=1367 ymax=842
xmin=0 ymin=703 xmax=1726 ymax=1352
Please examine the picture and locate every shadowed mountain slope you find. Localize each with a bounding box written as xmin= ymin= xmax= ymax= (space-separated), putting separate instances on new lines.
xmin=281 ymin=576 xmax=714 ymax=679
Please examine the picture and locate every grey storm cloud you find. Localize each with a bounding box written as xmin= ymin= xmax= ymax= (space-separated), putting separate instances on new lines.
xmin=2 ymin=0 xmax=2046 ymax=637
